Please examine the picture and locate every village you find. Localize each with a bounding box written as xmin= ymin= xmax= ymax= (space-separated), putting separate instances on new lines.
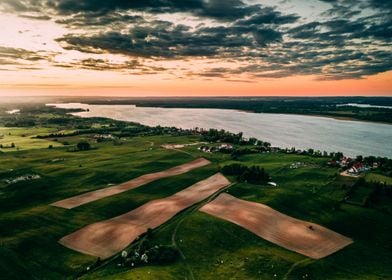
xmin=328 ymin=156 xmax=379 ymax=177
xmin=196 ymin=138 xmax=380 ymax=178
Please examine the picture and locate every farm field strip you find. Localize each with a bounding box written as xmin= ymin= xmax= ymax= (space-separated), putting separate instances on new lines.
xmin=51 ymin=157 xmax=210 ymax=209
xmin=200 ymin=193 xmax=353 ymax=259
xmin=59 ymin=173 xmax=230 ymax=258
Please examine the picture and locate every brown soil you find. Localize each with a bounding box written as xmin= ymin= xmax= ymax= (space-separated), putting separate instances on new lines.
xmin=200 ymin=193 xmax=353 ymax=259
xmin=51 ymin=158 xmax=210 ymax=209
xmin=59 ymin=173 xmax=230 ymax=259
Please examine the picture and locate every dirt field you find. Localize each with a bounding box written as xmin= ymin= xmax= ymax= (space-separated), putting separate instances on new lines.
xmin=51 ymin=158 xmax=210 ymax=209
xmin=59 ymin=173 xmax=230 ymax=259
xmin=200 ymin=194 xmax=353 ymax=259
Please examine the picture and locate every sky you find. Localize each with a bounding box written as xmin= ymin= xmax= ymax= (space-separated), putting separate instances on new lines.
xmin=0 ymin=0 xmax=391 ymax=97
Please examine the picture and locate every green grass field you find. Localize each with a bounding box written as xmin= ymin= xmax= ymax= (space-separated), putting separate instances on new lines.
xmin=0 ymin=127 xmax=63 ymax=152
xmin=0 ymin=120 xmax=391 ymax=280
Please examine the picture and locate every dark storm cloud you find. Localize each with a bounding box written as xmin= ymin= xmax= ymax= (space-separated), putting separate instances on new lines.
xmin=235 ymin=6 xmax=299 ymax=25
xmin=289 ymin=8 xmax=391 ymax=44
xmin=51 ymin=0 xmax=203 ymax=14
xmin=366 ymin=0 xmax=392 ymax=11
xmin=192 ymin=42 xmax=392 ymax=80
xmin=2 ymin=0 xmax=261 ymax=21
xmin=56 ymin=18 xmax=283 ymax=58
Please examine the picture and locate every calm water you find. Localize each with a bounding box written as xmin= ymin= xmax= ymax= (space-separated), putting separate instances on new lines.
xmin=48 ymin=103 xmax=392 ymax=158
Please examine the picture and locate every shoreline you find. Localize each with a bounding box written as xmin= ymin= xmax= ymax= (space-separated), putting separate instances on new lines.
xmin=57 ymin=102 xmax=392 ymax=125
xmin=51 ymin=105 xmax=392 ymax=159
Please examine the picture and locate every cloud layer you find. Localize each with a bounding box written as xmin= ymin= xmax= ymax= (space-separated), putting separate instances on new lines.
xmin=1 ymin=0 xmax=391 ymax=80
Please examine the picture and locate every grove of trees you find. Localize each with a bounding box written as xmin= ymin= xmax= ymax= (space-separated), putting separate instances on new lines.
xmin=221 ymin=164 xmax=270 ymax=184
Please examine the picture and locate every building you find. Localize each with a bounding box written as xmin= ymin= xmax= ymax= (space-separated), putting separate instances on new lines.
xmin=218 ymin=143 xmax=233 ymax=151
xmin=340 ymin=157 xmax=353 ymax=167
xmin=347 ymin=162 xmax=367 ymax=175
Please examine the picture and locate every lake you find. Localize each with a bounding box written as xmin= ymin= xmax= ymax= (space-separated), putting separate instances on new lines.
xmin=48 ymin=103 xmax=392 ymax=158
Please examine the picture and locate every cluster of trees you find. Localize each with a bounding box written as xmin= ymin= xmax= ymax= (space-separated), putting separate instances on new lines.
xmin=361 ymin=156 xmax=392 ymax=175
xmin=200 ymin=128 xmax=272 ymax=147
xmin=121 ymin=228 xmax=179 ymax=269
xmin=37 ymin=125 xmax=196 ymax=140
xmin=201 ymin=129 xmax=243 ymax=144
xmin=123 ymin=245 xmax=179 ymax=267
xmin=221 ymin=164 xmax=270 ymax=184
xmin=3 ymin=118 xmax=36 ymax=127
xmin=76 ymin=141 xmax=91 ymax=151
xmin=113 ymin=125 xmax=193 ymax=138
xmin=368 ymin=181 xmax=392 ymax=199
xmin=346 ymin=178 xmax=392 ymax=212
xmin=282 ymin=147 xmax=331 ymax=157
xmin=37 ymin=128 xmax=120 ymax=139
xmin=230 ymin=148 xmax=258 ymax=159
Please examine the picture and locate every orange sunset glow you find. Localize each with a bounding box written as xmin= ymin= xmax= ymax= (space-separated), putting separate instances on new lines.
xmin=0 ymin=0 xmax=391 ymax=96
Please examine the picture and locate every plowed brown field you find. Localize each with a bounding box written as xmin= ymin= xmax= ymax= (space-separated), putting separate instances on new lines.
xmin=60 ymin=173 xmax=230 ymax=258
xmin=200 ymin=193 xmax=353 ymax=259
xmin=51 ymin=158 xmax=210 ymax=209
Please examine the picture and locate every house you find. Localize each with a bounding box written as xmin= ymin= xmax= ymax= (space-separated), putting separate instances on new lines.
xmin=347 ymin=162 xmax=367 ymax=175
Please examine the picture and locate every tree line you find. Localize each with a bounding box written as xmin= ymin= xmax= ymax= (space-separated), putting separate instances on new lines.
xmin=221 ymin=164 xmax=270 ymax=184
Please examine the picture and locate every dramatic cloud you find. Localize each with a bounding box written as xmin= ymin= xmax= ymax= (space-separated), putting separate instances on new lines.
xmin=0 ymin=0 xmax=391 ymax=80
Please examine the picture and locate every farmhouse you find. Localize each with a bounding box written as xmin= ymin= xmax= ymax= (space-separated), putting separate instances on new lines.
xmin=347 ymin=162 xmax=368 ymax=175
